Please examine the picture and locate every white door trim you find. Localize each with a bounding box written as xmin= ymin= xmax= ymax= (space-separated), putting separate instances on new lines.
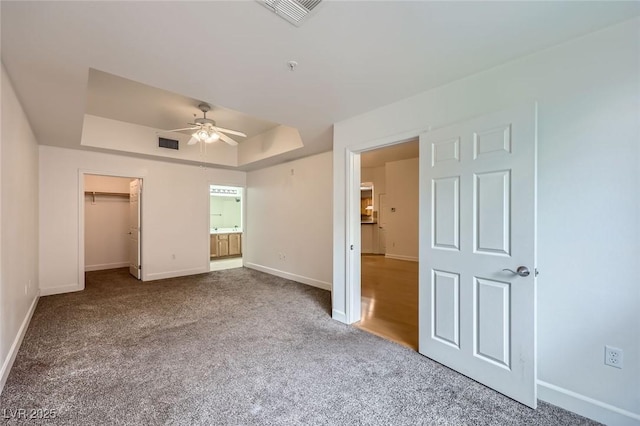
xmin=346 ymin=150 xmax=361 ymax=324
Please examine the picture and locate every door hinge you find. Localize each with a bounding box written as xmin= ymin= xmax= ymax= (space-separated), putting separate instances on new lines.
xmin=535 ymin=268 xmax=539 ymax=277
xmin=138 ymin=265 xmax=142 ymax=270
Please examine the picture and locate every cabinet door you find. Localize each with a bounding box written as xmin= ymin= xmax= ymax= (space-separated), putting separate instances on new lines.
xmin=218 ymin=238 xmax=229 ymax=257
xmin=229 ymin=233 xmax=242 ymax=256
xmin=210 ymin=235 xmax=218 ymax=258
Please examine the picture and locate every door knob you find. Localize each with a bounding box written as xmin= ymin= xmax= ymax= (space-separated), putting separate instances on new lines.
xmin=502 ymin=266 xmax=530 ymax=277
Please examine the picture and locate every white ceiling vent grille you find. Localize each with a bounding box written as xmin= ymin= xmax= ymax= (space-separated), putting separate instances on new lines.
xmin=258 ymin=0 xmax=323 ymax=27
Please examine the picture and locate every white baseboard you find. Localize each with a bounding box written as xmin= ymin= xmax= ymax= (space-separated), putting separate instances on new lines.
xmin=144 ymin=266 xmax=210 ymax=281
xmin=538 ymin=380 xmax=640 ymax=426
xmin=244 ymin=262 xmax=332 ymax=292
xmin=0 ymin=292 xmax=39 ymax=396
xmin=85 ymin=261 xmax=129 ymax=272
xmin=40 ymin=283 xmax=83 ymax=296
xmin=385 ymin=254 xmax=419 ymax=262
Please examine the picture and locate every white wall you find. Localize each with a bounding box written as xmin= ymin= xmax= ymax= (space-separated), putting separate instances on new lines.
xmin=384 ymin=158 xmax=419 ymax=261
xmin=84 ymin=175 xmax=131 ymax=271
xmin=1 ymin=65 xmax=40 ymax=393
xmin=333 ymin=19 xmax=639 ymax=425
xmin=245 ymin=151 xmax=332 ymax=290
xmin=39 ymin=145 xmax=245 ymax=295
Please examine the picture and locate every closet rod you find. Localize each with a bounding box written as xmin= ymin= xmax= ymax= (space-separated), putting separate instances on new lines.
xmin=85 ymin=191 xmax=130 ymax=203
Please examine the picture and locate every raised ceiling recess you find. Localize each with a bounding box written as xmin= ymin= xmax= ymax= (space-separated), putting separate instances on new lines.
xmin=82 ymin=69 xmax=303 ymax=169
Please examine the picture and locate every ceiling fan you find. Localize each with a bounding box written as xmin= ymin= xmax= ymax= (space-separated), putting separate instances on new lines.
xmin=159 ymin=103 xmax=246 ymax=146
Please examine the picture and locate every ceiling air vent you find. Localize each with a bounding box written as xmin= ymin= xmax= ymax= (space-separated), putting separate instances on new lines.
xmin=258 ymin=0 xmax=323 ymax=27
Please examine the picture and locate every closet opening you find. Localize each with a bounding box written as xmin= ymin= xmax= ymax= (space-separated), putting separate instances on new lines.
xmin=81 ymin=173 xmax=143 ymax=284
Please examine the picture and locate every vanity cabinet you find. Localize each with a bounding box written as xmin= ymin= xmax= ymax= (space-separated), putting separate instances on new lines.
xmin=228 ymin=233 xmax=241 ymax=256
xmin=217 ymin=234 xmax=229 ymax=257
xmin=210 ymin=233 xmax=242 ymax=258
xmin=210 ymin=235 xmax=217 ymax=257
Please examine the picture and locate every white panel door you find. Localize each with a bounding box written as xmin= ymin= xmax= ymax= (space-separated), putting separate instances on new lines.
xmin=419 ymin=105 xmax=537 ymax=407
xmin=129 ymin=179 xmax=141 ymax=279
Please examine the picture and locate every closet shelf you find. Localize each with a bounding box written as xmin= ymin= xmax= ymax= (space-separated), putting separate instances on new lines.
xmin=85 ymin=191 xmax=130 ymax=203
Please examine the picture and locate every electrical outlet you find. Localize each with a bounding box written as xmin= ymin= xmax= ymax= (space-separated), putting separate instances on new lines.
xmin=605 ymin=345 xmax=623 ymax=369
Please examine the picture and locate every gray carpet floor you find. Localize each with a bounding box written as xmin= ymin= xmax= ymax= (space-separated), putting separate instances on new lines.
xmin=1 ymin=267 xmax=598 ymax=425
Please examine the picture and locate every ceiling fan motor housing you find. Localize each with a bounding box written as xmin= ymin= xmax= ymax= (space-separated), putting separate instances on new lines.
xmin=194 ymin=117 xmax=216 ymax=126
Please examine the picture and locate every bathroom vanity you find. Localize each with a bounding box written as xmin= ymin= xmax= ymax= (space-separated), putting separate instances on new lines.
xmin=210 ymin=229 xmax=242 ymax=258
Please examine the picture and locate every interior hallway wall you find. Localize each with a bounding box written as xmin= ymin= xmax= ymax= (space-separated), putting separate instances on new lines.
xmin=384 ymin=158 xmax=419 ymax=261
xmin=0 ymin=64 xmax=39 ymax=393
xmin=245 ymin=151 xmax=332 ymax=290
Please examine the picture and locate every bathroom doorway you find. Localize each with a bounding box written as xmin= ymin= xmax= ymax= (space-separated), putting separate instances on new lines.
xmin=209 ymin=185 xmax=244 ymax=271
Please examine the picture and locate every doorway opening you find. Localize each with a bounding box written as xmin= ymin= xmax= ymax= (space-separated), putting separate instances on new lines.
xmin=356 ymin=140 xmax=420 ymax=350
xmin=82 ymin=174 xmax=143 ymax=285
xmin=209 ymin=185 xmax=244 ymax=272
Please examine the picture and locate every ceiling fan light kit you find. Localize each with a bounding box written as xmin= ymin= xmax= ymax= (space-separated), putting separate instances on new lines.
xmin=158 ymin=103 xmax=247 ymax=148
xmin=195 ymin=128 xmax=220 ymax=144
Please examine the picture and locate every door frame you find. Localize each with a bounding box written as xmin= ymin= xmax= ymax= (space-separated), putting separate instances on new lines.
xmin=341 ymin=133 xmax=423 ymax=324
xmin=78 ymin=170 xmax=144 ymax=290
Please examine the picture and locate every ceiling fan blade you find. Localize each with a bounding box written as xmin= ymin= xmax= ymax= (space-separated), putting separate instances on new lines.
xmin=187 ymin=136 xmax=198 ymax=145
xmin=218 ymin=133 xmax=239 ymax=146
xmin=213 ymin=126 xmax=247 ymax=138
xmin=157 ymin=126 xmax=199 ymax=134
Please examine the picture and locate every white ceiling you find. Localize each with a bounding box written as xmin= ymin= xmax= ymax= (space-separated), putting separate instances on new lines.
xmin=2 ymin=1 xmax=639 ymax=170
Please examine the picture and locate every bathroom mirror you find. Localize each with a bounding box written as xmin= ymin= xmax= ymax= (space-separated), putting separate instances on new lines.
xmin=210 ymin=185 xmax=243 ymax=233
xmin=361 ymin=182 xmax=374 ymax=223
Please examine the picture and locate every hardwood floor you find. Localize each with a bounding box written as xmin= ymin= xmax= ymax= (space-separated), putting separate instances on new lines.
xmin=356 ymin=255 xmax=419 ymax=350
